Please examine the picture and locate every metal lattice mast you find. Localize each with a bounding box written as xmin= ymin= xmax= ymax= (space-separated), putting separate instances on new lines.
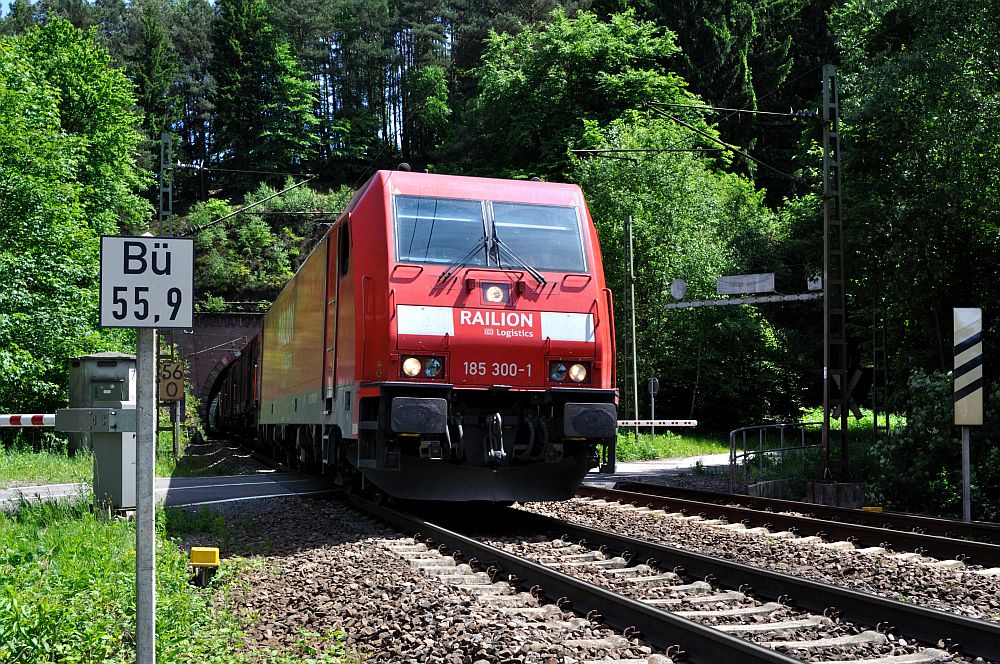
xmin=158 ymin=133 xmax=179 ymax=459
xmin=872 ymin=297 xmax=890 ymax=444
xmin=821 ymin=65 xmax=851 ymax=479
xmin=159 ymin=133 xmax=174 ymax=235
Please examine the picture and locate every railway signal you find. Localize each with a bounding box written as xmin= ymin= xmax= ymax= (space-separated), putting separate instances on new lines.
xmin=954 ymin=308 xmax=983 ymax=523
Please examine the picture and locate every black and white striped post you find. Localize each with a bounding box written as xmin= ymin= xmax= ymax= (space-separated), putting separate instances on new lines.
xmin=954 ymin=308 xmax=983 ymax=523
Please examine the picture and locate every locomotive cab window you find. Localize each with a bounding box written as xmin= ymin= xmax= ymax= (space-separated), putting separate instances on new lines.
xmin=394 ymin=196 xmax=487 ymax=265
xmin=491 ymin=202 xmax=586 ymax=273
xmin=393 ymin=195 xmax=587 ymax=274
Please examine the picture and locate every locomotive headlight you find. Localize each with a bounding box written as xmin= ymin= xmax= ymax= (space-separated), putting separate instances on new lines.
xmin=423 ymin=357 xmax=442 ymax=377
xmin=568 ymin=363 xmax=588 ymax=383
xmin=549 ymin=362 xmax=568 ymax=382
xmin=402 ymin=357 xmax=422 ymax=377
xmin=484 ymin=285 xmax=505 ymax=303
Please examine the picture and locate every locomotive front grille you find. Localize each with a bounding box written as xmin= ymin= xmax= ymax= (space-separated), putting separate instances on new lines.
xmin=360 ymin=385 xmax=614 ymax=472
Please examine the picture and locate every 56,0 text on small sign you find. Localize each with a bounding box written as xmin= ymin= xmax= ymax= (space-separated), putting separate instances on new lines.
xmin=159 ymin=361 xmax=184 ymax=402
xmin=99 ymin=236 xmax=194 ymax=328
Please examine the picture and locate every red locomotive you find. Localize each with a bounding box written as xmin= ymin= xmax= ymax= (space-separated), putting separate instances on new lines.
xmin=213 ymin=170 xmax=617 ymax=501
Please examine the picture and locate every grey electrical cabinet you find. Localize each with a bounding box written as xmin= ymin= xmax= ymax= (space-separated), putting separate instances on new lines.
xmin=65 ymin=352 xmax=137 ymax=510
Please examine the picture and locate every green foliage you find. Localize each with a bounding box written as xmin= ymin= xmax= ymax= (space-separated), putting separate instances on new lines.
xmin=161 ymin=505 xmax=230 ymax=539
xmin=0 ymin=0 xmax=36 ymax=36
xmin=185 ymin=181 xmax=352 ymax=306
xmin=625 ymin=0 xmax=822 ymax=197
xmin=833 ymin=0 xmax=1000 ymax=380
xmin=19 ymin=18 xmax=151 ymax=233
xmin=868 ymin=370 xmax=1000 ymax=520
xmin=470 ymin=8 xmax=693 ymax=177
xmin=404 ymin=64 xmax=452 ymax=161
xmin=573 ymin=113 xmax=803 ymax=426
xmin=616 ymin=430 xmax=729 ymax=462
xmin=166 ymin=0 xmax=215 ymax=200
xmin=0 ymin=498 xmax=246 ymax=662
xmin=125 ymin=0 xmax=180 ymax=142
xmin=0 ymin=21 xmax=143 ymax=419
xmin=211 ymin=0 xmax=319 ymax=192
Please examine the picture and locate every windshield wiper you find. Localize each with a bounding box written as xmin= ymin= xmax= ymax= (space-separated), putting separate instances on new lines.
xmin=438 ymin=228 xmax=547 ymax=288
xmin=438 ymin=236 xmax=488 ymax=283
xmin=493 ymin=233 xmax=547 ymax=287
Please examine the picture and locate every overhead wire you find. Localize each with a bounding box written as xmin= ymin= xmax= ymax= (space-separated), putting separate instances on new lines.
xmin=176 ymin=164 xmax=317 ymax=177
xmin=648 ymin=105 xmax=803 ymax=184
xmin=182 ymin=175 xmax=319 ymax=236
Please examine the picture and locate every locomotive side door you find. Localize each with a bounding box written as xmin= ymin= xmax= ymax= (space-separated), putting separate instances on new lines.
xmin=324 ymin=230 xmax=340 ymax=407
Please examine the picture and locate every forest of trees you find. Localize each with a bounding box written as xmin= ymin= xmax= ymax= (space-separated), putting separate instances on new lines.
xmin=2 ymin=0 xmax=1000 ymax=514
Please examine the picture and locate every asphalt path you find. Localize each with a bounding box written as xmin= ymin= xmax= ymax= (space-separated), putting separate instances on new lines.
xmin=2 ymin=453 xmax=729 ymax=510
xmin=0 ymin=471 xmax=335 ymax=511
xmin=584 ymin=452 xmax=731 ymax=486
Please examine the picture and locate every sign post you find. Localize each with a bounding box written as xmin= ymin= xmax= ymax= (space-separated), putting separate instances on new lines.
xmin=159 ymin=360 xmax=184 ymax=460
xmin=648 ymin=377 xmax=659 ymax=438
xmin=953 ymin=308 xmax=983 ymax=523
xmin=101 ymin=235 xmax=193 ymax=664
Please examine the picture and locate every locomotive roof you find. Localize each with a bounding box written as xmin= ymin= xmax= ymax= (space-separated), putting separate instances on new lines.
xmin=338 ymin=170 xmax=586 ymax=226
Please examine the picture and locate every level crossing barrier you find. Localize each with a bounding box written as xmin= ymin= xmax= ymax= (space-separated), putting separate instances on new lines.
xmin=618 ymin=419 xmax=697 ymax=428
xmin=1 ymin=413 xmax=55 ymax=427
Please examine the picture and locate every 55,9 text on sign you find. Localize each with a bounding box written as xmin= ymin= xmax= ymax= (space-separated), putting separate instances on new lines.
xmin=99 ymin=236 xmax=194 ymax=329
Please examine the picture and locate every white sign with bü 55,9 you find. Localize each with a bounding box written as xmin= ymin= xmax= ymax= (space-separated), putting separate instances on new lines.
xmin=100 ymin=236 xmax=194 ymax=328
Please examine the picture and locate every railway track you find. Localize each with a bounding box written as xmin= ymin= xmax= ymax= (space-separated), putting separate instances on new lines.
xmin=608 ymin=481 xmax=1000 ymax=544
xmin=354 ymin=498 xmax=1000 ymax=664
xmin=580 ymin=484 xmax=1000 ymax=567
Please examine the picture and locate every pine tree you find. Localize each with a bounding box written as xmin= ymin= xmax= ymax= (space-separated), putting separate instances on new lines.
xmin=126 ymin=0 xmax=179 ymax=145
xmin=169 ymin=0 xmax=215 ymax=202
xmin=211 ymin=0 xmax=318 ymax=192
xmin=0 ymin=0 xmax=38 ymax=36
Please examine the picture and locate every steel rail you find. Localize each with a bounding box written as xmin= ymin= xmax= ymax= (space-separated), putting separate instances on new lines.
xmin=602 ymin=481 xmax=1000 ymax=547
xmin=578 ymin=485 xmax=1000 ymax=567
xmin=351 ymin=496 xmax=799 ymax=664
xmin=517 ymin=509 xmax=1000 ymax=661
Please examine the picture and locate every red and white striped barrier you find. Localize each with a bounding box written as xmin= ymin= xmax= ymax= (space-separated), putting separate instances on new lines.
xmin=1 ymin=414 xmax=55 ymax=427
xmin=618 ymin=419 xmax=697 ymax=427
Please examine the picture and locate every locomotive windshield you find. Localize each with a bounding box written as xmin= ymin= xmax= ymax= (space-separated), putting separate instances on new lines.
xmin=395 ymin=196 xmax=488 ymax=265
xmin=393 ymin=196 xmax=586 ymax=273
xmin=492 ymin=202 xmax=586 ymax=273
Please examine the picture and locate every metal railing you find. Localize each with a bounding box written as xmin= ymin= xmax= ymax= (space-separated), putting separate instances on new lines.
xmin=729 ymin=421 xmax=822 ymax=493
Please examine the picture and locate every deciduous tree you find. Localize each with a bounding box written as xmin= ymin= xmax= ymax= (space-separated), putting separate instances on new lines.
xmin=0 ymin=20 xmax=144 ymax=420
xmin=468 ymin=9 xmax=692 ymax=177
xmin=572 ymin=113 xmax=802 ymax=424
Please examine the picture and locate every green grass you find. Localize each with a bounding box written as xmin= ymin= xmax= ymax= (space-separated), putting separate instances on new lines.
xmin=0 ymin=499 xmax=360 ymax=662
xmin=0 ymin=497 xmax=247 ymax=662
xmin=797 ymin=405 xmax=905 ymax=437
xmin=1 ymin=428 xmax=201 ymax=489
xmin=731 ymin=407 xmax=905 ymax=492
xmin=616 ymin=429 xmax=729 ymax=462
xmin=0 ymin=447 xmax=93 ymax=488
xmin=1 ymin=425 xmax=235 ymax=493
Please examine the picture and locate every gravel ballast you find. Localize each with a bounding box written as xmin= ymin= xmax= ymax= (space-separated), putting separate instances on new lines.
xmin=520 ymin=498 xmax=1000 ymax=624
xmin=201 ymin=496 xmax=655 ymax=662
